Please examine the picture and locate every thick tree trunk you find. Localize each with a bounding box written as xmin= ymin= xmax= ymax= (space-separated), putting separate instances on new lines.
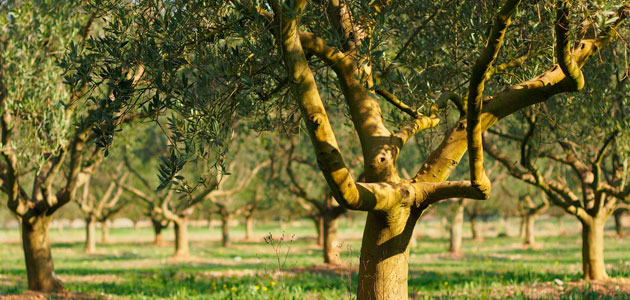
xmin=323 ymin=214 xmax=341 ymax=265
xmin=151 ymin=218 xmax=166 ymax=246
xmin=449 ymin=204 xmax=464 ymax=254
xmin=221 ymin=214 xmax=231 ymax=247
xmin=614 ymin=210 xmax=625 ymax=238
xmin=85 ymin=217 xmax=96 ymax=253
xmin=581 ymin=218 xmax=608 ymax=280
xmin=101 ymin=220 xmax=110 ymax=244
xmin=357 ymin=212 xmax=416 ymax=300
xmin=523 ymin=214 xmax=537 ymax=246
xmin=470 ymin=215 xmax=482 ymax=241
xmin=245 ymin=214 xmax=254 ymax=240
xmin=173 ymin=217 xmax=189 ymax=258
xmin=21 ymin=215 xmax=64 ymax=292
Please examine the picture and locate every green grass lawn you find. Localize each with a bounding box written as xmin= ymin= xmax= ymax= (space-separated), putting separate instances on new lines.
xmin=1 ymin=217 xmax=629 ymax=299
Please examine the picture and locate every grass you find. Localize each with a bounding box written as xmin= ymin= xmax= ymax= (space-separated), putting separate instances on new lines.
xmin=0 ymin=216 xmax=629 ymax=299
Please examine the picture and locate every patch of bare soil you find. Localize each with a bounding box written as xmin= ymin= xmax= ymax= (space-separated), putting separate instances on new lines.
xmin=0 ymin=291 xmax=107 ymax=300
xmin=513 ymin=278 xmax=630 ymax=299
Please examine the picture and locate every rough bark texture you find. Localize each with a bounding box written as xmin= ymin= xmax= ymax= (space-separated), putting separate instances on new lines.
xmin=21 ymin=216 xmax=64 ymax=292
xmin=151 ymin=218 xmax=167 ymax=246
xmin=323 ymin=215 xmax=341 ymax=265
xmin=581 ymin=218 xmax=608 ymax=280
xmin=221 ymin=214 xmax=231 ymax=247
xmin=85 ymin=217 xmax=96 ymax=253
xmin=449 ymin=202 xmax=464 ymax=254
xmin=101 ymin=221 xmax=110 ymax=244
xmin=173 ymin=217 xmax=189 ymax=257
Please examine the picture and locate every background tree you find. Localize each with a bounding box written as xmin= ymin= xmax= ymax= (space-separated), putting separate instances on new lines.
xmin=78 ymin=163 xmax=129 ymax=253
xmin=485 ymin=107 xmax=630 ymax=280
xmin=0 ymin=1 xmax=144 ymax=292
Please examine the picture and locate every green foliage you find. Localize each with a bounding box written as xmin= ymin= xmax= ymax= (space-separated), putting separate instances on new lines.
xmin=0 ymin=0 xmax=87 ymax=169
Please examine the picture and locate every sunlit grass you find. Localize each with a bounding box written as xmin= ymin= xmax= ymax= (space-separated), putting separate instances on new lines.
xmin=1 ymin=217 xmax=628 ymax=299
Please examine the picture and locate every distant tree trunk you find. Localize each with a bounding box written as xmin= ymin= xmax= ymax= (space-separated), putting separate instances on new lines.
xmin=470 ymin=215 xmax=482 ymax=241
xmin=581 ymin=218 xmax=608 ymax=280
xmin=133 ymin=220 xmax=141 ymax=230
xmin=614 ymin=210 xmax=625 ymax=238
xmin=245 ymin=214 xmax=254 ymax=240
xmin=85 ymin=217 xmax=96 ymax=253
xmin=21 ymin=215 xmax=63 ymax=292
xmin=221 ymin=213 xmax=231 ymax=247
xmin=311 ymin=215 xmax=324 ymax=247
xmin=207 ymin=213 xmax=214 ymax=230
xmin=519 ymin=215 xmax=527 ymax=238
xmin=173 ymin=217 xmax=189 ymax=257
xmin=524 ymin=214 xmax=537 ymax=246
xmin=323 ymin=214 xmax=341 ymax=265
xmin=101 ymin=220 xmax=110 ymax=244
xmin=151 ymin=218 xmax=167 ymax=246
xmin=449 ymin=202 xmax=464 ymax=254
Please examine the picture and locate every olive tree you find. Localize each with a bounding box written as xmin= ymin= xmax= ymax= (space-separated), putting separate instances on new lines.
xmin=70 ymin=0 xmax=630 ymax=298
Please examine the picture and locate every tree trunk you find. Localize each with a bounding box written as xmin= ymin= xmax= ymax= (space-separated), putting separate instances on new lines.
xmin=85 ymin=217 xmax=96 ymax=253
xmin=245 ymin=214 xmax=254 ymax=240
xmin=221 ymin=214 xmax=231 ymax=247
xmin=323 ymin=214 xmax=341 ymax=265
xmin=519 ymin=215 xmax=527 ymax=239
xmin=449 ymin=204 xmax=464 ymax=254
xmin=523 ymin=213 xmax=537 ymax=246
xmin=312 ymin=216 xmax=324 ymax=247
xmin=101 ymin=220 xmax=110 ymax=244
xmin=173 ymin=217 xmax=189 ymax=257
xmin=357 ymin=211 xmax=417 ymax=300
xmin=133 ymin=220 xmax=141 ymax=230
xmin=21 ymin=215 xmax=64 ymax=292
xmin=470 ymin=215 xmax=482 ymax=241
xmin=581 ymin=218 xmax=608 ymax=280
xmin=151 ymin=218 xmax=166 ymax=246
xmin=614 ymin=210 xmax=625 ymax=238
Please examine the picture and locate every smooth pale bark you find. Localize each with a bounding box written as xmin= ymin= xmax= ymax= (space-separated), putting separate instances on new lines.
xmin=323 ymin=215 xmax=341 ymax=265
xmin=581 ymin=218 xmax=608 ymax=280
xmin=449 ymin=203 xmax=464 ymax=254
xmin=85 ymin=217 xmax=96 ymax=253
xmin=173 ymin=217 xmax=189 ymax=257
xmin=151 ymin=218 xmax=167 ymax=246
xmin=221 ymin=214 xmax=231 ymax=247
xmin=524 ymin=214 xmax=537 ymax=246
xmin=245 ymin=214 xmax=254 ymax=240
xmin=101 ymin=221 xmax=110 ymax=244
xmin=21 ymin=216 xmax=63 ymax=292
